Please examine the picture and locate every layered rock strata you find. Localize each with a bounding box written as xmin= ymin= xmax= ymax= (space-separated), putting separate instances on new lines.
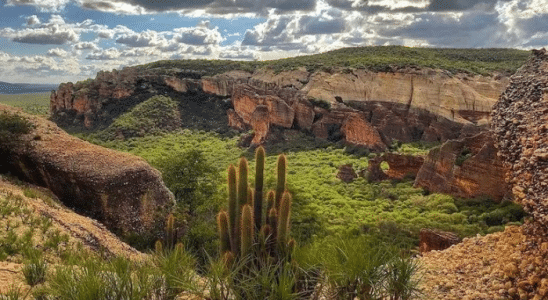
xmin=0 ymin=104 xmax=174 ymax=235
xmin=50 ymin=65 xmax=508 ymax=148
xmin=414 ymin=132 xmax=510 ymax=202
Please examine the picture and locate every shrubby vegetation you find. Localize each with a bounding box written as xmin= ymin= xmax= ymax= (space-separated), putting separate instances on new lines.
xmin=77 ymin=129 xmax=525 ymax=253
xmin=100 ymin=95 xmax=181 ymax=139
xmin=137 ymin=46 xmax=530 ymax=76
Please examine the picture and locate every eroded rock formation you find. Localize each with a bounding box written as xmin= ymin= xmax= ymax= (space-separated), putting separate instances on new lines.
xmin=414 ymin=132 xmax=510 ymax=201
xmin=367 ymin=153 xmax=425 ymax=182
xmin=50 ymin=64 xmax=508 ymax=149
xmin=336 ymin=164 xmax=358 ymax=183
xmin=0 ymin=104 xmax=174 ymax=235
xmin=419 ymin=228 xmax=461 ymax=253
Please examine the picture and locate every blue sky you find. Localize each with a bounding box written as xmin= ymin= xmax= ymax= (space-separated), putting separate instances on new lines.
xmin=0 ymin=0 xmax=547 ymax=84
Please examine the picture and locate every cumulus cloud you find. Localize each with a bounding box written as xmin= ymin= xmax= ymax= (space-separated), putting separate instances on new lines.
xmin=73 ymin=41 xmax=101 ymax=51
xmin=173 ymin=21 xmax=224 ymax=45
xmin=116 ymin=29 xmax=168 ymax=47
xmin=47 ymin=47 xmax=68 ymax=57
xmin=0 ymin=15 xmax=79 ymax=45
xmin=86 ymin=47 xmax=121 ymax=60
xmin=25 ymin=15 xmax=41 ymax=27
xmin=6 ymin=0 xmax=71 ymax=12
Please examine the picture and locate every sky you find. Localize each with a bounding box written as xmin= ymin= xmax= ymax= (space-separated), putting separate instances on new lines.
xmin=0 ymin=0 xmax=547 ymax=84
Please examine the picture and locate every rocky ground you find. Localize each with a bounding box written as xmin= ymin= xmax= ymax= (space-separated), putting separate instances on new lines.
xmin=0 ymin=175 xmax=146 ymax=294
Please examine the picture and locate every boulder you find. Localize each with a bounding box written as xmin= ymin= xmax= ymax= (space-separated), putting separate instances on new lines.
xmin=419 ymin=228 xmax=461 ymax=253
xmin=0 ymin=104 xmax=174 ymax=235
xmin=414 ymin=132 xmax=510 ymax=202
xmin=337 ymin=164 xmax=358 ymax=183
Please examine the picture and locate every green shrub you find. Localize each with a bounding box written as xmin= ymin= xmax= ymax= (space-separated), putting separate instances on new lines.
xmin=315 ymin=235 xmax=420 ymax=300
xmin=153 ymin=243 xmax=197 ymax=299
xmin=455 ymin=147 xmax=472 ymax=166
xmin=23 ymin=259 xmax=47 ymax=286
xmin=0 ymin=111 xmax=33 ymax=143
xmin=102 ymin=95 xmax=180 ymax=139
xmin=47 ymin=256 xmax=164 ymax=300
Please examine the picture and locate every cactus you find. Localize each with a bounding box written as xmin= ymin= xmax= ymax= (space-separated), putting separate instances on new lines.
xmin=218 ymin=211 xmax=231 ymax=254
xmin=240 ymin=204 xmax=254 ymax=257
xmin=277 ymin=191 xmax=292 ymax=253
xmin=217 ymin=148 xmax=294 ymax=269
xmin=227 ymin=164 xmax=238 ymax=251
xmin=155 ymin=240 xmax=163 ymax=254
xmin=275 ymin=154 xmax=286 ymax=210
xmin=166 ymin=213 xmax=175 ymax=250
xmin=254 ymin=147 xmax=265 ymax=231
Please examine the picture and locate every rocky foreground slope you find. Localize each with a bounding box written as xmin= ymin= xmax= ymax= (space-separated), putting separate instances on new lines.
xmin=420 ymin=49 xmax=548 ymax=300
xmin=50 ymin=63 xmax=508 ymax=149
xmin=0 ymin=176 xmax=145 ymax=294
xmin=0 ymin=104 xmax=174 ymax=235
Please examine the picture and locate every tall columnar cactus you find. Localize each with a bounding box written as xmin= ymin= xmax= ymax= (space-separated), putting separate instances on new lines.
xmin=166 ymin=213 xmax=175 ymax=250
xmin=240 ymin=204 xmax=254 ymax=257
xmin=254 ymin=147 xmax=265 ymax=231
xmin=277 ymin=191 xmax=292 ymax=251
xmin=227 ymin=165 xmax=238 ymax=253
xmin=218 ymin=211 xmax=231 ymax=254
xmin=275 ymin=154 xmax=286 ymax=210
xmin=217 ymin=147 xmax=294 ymax=266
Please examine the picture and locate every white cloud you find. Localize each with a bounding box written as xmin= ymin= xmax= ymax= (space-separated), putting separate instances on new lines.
xmin=173 ymin=21 xmax=225 ymax=45
xmin=116 ymin=29 xmax=168 ymax=47
xmin=0 ymin=15 xmax=79 ymax=45
xmin=86 ymin=47 xmax=121 ymax=60
xmin=73 ymin=41 xmax=101 ymax=51
xmin=25 ymin=15 xmax=41 ymax=27
xmin=47 ymin=47 xmax=69 ymax=57
xmin=6 ymin=0 xmax=71 ymax=12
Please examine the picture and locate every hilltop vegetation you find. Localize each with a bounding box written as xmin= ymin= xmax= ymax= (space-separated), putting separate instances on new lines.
xmin=139 ymin=46 xmax=530 ymax=76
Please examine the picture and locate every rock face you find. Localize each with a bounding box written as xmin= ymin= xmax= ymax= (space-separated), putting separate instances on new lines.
xmin=303 ymin=68 xmax=507 ymax=126
xmin=367 ymin=153 xmax=425 ymax=182
xmin=492 ymin=49 xmax=548 ymax=233
xmin=50 ymin=64 xmax=508 ymax=149
xmin=414 ymin=132 xmax=510 ymax=201
xmin=337 ymin=164 xmax=358 ymax=183
xmin=0 ymin=104 xmax=174 ymax=235
xmin=488 ymin=48 xmax=548 ymax=300
xmin=419 ymin=228 xmax=461 ymax=253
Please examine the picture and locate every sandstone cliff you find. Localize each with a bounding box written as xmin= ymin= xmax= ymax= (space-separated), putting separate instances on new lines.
xmin=413 ymin=132 xmax=509 ymax=202
xmin=50 ymin=63 xmax=508 ymax=149
xmin=0 ymin=104 xmax=174 ymax=235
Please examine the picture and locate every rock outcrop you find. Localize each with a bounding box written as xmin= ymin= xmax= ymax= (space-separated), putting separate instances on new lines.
xmin=492 ymin=48 xmax=548 ymax=233
xmin=336 ymin=164 xmax=358 ymax=183
xmin=414 ymin=132 xmax=510 ymax=201
xmin=302 ymin=68 xmax=508 ymax=126
xmin=367 ymin=153 xmax=425 ymax=182
xmin=419 ymin=228 xmax=461 ymax=253
xmin=50 ymin=64 xmax=509 ymax=149
xmin=0 ymin=104 xmax=174 ymax=235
